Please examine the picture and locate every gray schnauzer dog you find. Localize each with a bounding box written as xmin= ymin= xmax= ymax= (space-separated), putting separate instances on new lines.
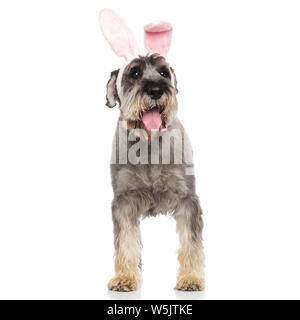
xmin=100 ymin=10 xmax=204 ymax=292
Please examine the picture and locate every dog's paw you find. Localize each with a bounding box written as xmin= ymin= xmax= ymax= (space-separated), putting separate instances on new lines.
xmin=108 ymin=274 xmax=139 ymax=292
xmin=175 ymin=273 xmax=205 ymax=291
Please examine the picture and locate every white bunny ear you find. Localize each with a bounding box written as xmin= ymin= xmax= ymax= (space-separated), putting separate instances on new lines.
xmin=99 ymin=9 xmax=139 ymax=61
xmin=144 ymin=21 xmax=172 ymax=57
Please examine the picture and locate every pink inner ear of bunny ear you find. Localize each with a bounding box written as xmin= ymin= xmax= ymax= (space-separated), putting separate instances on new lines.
xmin=99 ymin=8 xmax=138 ymax=60
xmin=144 ymin=21 xmax=172 ymax=57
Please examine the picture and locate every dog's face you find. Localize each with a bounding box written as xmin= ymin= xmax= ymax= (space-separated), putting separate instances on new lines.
xmin=106 ymin=54 xmax=178 ymax=132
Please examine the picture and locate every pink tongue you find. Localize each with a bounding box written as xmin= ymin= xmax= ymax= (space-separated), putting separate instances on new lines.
xmin=142 ymin=109 xmax=162 ymax=131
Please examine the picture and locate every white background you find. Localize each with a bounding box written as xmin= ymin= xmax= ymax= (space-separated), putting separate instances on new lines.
xmin=0 ymin=0 xmax=300 ymax=300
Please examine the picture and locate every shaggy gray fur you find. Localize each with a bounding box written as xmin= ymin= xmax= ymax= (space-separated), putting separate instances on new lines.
xmin=111 ymin=117 xmax=203 ymax=247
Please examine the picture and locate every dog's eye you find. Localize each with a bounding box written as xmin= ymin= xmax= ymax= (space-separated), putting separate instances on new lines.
xmin=129 ymin=67 xmax=142 ymax=79
xmin=159 ymin=69 xmax=170 ymax=79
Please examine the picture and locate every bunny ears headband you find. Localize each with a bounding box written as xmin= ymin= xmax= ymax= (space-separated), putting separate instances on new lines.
xmin=99 ymin=8 xmax=172 ymax=61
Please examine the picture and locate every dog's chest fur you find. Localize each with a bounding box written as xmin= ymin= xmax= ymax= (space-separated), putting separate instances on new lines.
xmin=110 ymin=118 xmax=196 ymax=216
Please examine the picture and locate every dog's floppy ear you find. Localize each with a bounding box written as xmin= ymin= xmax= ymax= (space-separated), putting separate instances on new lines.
xmin=144 ymin=21 xmax=172 ymax=57
xmin=106 ymin=69 xmax=119 ymax=108
xmin=99 ymin=9 xmax=139 ymax=61
xmin=170 ymin=67 xmax=178 ymax=93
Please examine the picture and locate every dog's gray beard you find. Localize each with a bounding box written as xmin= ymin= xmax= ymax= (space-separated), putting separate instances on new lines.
xmin=121 ymin=90 xmax=178 ymax=125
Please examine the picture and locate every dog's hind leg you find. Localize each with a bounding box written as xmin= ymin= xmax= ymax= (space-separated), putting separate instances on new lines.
xmin=108 ymin=193 xmax=147 ymax=292
xmin=174 ymin=195 xmax=205 ymax=291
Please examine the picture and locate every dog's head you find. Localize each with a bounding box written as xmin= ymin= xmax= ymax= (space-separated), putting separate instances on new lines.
xmin=99 ymin=9 xmax=177 ymax=132
xmin=106 ymin=54 xmax=178 ymax=131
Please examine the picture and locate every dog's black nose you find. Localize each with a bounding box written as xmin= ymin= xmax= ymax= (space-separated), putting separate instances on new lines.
xmin=147 ymin=86 xmax=163 ymax=100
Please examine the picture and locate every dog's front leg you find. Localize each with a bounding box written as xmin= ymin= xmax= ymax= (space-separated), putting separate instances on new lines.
xmin=174 ymin=195 xmax=205 ymax=291
xmin=108 ymin=196 xmax=142 ymax=292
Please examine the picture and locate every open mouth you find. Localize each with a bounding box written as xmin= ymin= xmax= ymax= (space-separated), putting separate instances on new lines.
xmin=141 ymin=107 xmax=168 ymax=132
